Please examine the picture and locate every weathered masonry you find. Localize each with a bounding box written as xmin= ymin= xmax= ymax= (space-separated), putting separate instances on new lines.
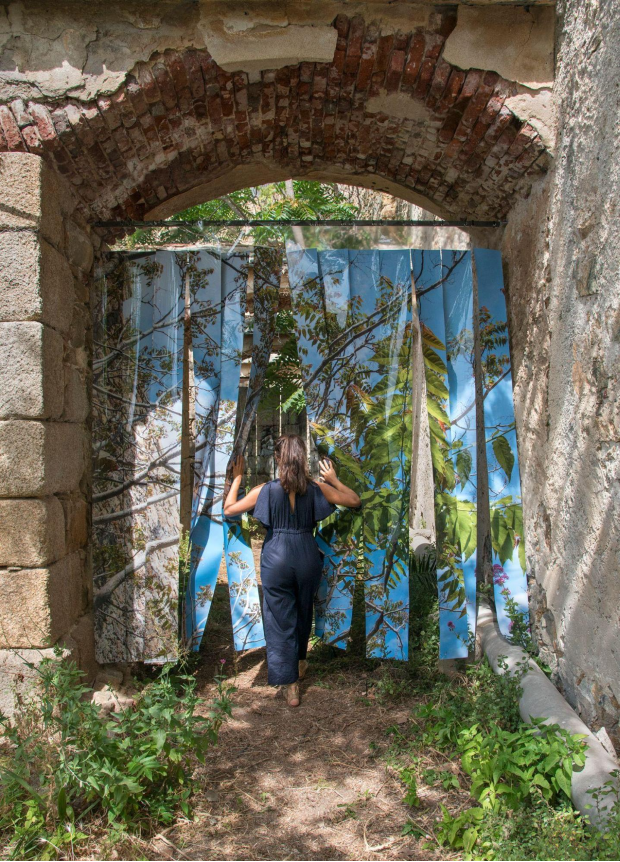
xmin=0 ymin=1 xmax=617 ymax=744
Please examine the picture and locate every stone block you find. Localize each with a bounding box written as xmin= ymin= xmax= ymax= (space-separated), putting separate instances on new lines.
xmin=0 ymin=552 xmax=83 ymax=648
xmin=0 ymin=152 xmax=63 ymax=247
xmin=61 ymin=495 xmax=89 ymax=552
xmin=0 ymin=496 xmax=65 ymax=567
xmin=0 ymin=231 xmax=74 ymax=333
xmin=0 ymin=420 xmax=86 ymax=497
xmin=62 ymin=612 xmax=98 ymax=684
xmin=0 ymin=646 xmax=64 ymax=718
xmin=65 ymin=220 xmax=94 ymax=273
xmin=62 ymin=366 xmax=89 ymax=423
xmin=0 ymin=322 xmax=64 ymax=419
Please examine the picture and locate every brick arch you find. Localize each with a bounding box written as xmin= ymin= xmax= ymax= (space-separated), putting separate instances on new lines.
xmin=0 ymin=13 xmax=551 ymax=223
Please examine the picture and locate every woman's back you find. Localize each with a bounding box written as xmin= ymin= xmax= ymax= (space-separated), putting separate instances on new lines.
xmin=253 ymin=479 xmax=334 ymax=533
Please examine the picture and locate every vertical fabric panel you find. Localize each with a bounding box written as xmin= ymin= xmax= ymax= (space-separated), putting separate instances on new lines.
xmin=287 ymin=246 xmax=412 ymax=659
xmin=221 ymin=247 xmax=281 ymax=650
xmin=93 ymin=252 xmax=183 ymax=663
xmin=441 ymin=251 xmax=478 ymax=654
xmin=287 ymin=247 xmax=361 ymax=648
xmin=474 ymin=249 xmax=529 ymax=636
xmin=184 ymin=250 xmax=268 ymax=653
xmin=219 ymin=253 xmax=265 ymax=651
xmin=184 ymin=251 xmax=224 ymax=650
xmin=413 ymin=250 xmax=471 ymax=659
xmin=348 ymin=251 xmax=412 ymax=660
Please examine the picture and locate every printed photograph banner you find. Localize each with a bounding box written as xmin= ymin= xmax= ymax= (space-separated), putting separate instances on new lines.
xmin=442 ymin=250 xmax=478 ymax=653
xmin=185 ymin=250 xmax=263 ymax=652
xmin=288 ymin=247 xmax=361 ymax=650
xmin=415 ymin=248 xmax=530 ymax=658
xmin=220 ymin=248 xmax=281 ymax=649
xmin=92 ymin=252 xmax=183 ymax=663
xmin=287 ymin=245 xmax=412 ymax=660
xmin=474 ymin=249 xmax=529 ymax=636
xmin=185 ymin=249 xmax=279 ymax=653
xmin=413 ymin=250 xmax=470 ymax=658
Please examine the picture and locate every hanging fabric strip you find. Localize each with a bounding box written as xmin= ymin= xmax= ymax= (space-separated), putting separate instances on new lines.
xmin=348 ymin=250 xmax=412 ymax=660
xmin=474 ymin=249 xmax=529 ymax=636
xmin=92 ymin=252 xmax=183 ymax=663
xmin=233 ymin=247 xmax=282 ymax=458
xmin=184 ymin=250 xmax=267 ymax=653
xmin=220 ymin=247 xmax=281 ymax=650
xmin=413 ymin=250 xmax=472 ymax=659
xmin=287 ymin=245 xmax=412 ymax=660
xmin=441 ymin=250 xmax=478 ymax=653
xmin=287 ymin=247 xmax=362 ymax=649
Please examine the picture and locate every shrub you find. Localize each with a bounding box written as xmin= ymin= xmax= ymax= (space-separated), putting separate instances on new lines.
xmin=0 ymin=651 xmax=234 ymax=860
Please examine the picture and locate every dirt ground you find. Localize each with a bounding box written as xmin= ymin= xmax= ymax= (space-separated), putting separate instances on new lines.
xmin=148 ymin=569 xmax=463 ymax=862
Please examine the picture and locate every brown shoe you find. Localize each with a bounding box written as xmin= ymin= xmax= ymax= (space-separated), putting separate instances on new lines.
xmin=286 ymin=682 xmax=300 ymax=707
xmin=298 ymin=660 xmax=308 ymax=680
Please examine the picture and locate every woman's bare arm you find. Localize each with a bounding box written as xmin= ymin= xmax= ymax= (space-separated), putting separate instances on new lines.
xmin=223 ymin=455 xmax=265 ymax=516
xmin=317 ymin=459 xmax=361 ymax=508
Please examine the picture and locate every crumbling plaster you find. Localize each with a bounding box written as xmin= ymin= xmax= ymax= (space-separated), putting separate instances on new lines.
xmin=443 ymin=6 xmax=555 ymax=89
xmin=0 ymin=1 xmax=554 ymax=111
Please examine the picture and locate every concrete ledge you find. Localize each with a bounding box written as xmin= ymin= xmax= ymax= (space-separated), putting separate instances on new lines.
xmin=478 ymin=602 xmax=620 ymax=826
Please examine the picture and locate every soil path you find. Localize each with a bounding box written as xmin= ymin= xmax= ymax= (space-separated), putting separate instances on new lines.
xmin=157 ymin=577 xmax=454 ymax=862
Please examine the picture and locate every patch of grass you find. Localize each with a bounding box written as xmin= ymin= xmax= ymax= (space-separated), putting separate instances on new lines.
xmin=384 ymin=614 xmax=620 ymax=861
xmin=0 ymin=651 xmax=234 ymax=860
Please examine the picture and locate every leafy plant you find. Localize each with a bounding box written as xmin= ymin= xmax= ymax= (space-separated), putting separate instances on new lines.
xmin=400 ymin=767 xmax=421 ymax=808
xmin=0 ymin=652 xmax=234 ymax=860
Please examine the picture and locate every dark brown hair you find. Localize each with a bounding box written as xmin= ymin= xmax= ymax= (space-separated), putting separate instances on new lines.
xmin=274 ymin=434 xmax=310 ymax=495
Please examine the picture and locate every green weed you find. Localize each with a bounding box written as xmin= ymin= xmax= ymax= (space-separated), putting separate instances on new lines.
xmin=0 ymin=651 xmax=234 ymax=860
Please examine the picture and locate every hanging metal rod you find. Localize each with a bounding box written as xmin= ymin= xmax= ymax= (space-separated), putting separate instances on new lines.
xmin=94 ymin=218 xmax=507 ymax=229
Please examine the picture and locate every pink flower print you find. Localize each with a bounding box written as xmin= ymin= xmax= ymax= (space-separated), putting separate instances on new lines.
xmin=493 ymin=564 xmax=508 ymax=586
xmin=447 ymin=621 xmax=455 ymax=631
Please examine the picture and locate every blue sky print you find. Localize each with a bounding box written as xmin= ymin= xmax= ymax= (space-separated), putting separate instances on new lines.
xmin=474 ymin=249 xmax=529 ymax=638
xmin=183 ymin=250 xmax=265 ymax=653
xmin=287 ymin=245 xmax=412 ymax=661
xmin=414 ymin=250 xmax=477 ymax=659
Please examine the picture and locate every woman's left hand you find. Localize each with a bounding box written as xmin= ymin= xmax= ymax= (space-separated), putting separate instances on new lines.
xmin=319 ymin=458 xmax=337 ymax=486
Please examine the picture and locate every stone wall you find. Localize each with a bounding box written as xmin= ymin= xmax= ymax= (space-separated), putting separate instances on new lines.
xmin=0 ymin=153 xmax=97 ymax=713
xmin=501 ymin=0 xmax=620 ymax=745
xmin=0 ymin=0 xmax=618 ymax=743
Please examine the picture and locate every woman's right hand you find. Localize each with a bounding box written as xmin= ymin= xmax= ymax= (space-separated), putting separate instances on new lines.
xmin=319 ymin=458 xmax=338 ymax=486
xmin=231 ymin=454 xmax=245 ymax=479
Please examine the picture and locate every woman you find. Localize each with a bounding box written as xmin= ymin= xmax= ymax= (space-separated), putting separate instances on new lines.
xmin=224 ymin=434 xmax=361 ymax=707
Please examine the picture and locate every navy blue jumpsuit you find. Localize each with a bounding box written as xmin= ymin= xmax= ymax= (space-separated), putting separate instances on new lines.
xmin=252 ymin=480 xmax=335 ymax=686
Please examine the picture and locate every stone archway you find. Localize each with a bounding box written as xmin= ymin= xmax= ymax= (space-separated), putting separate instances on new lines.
xmin=0 ymin=6 xmax=553 ymax=224
xmin=1 ymin=0 xmax=618 ymax=746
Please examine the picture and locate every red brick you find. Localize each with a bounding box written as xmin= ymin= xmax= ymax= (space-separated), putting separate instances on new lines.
xmin=402 ymin=32 xmax=425 ymax=90
xmin=385 ymin=49 xmax=406 ymax=92
xmin=28 ymin=103 xmax=57 ymax=144
xmin=426 ymin=59 xmax=452 ymax=109
xmin=0 ymin=27 xmax=552 ymax=224
xmin=152 ymin=63 xmax=177 ymax=110
xmin=0 ymin=106 xmax=26 ymax=150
